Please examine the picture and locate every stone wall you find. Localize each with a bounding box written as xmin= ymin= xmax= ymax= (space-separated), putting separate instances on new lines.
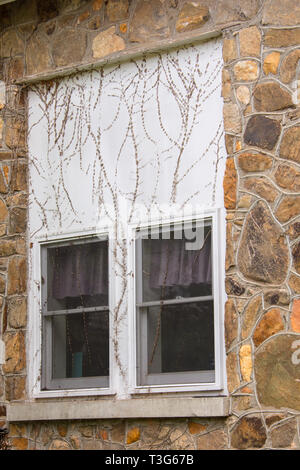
xmin=1 ymin=0 xmax=300 ymax=450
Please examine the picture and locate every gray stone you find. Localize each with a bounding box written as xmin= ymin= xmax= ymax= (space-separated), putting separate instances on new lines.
xmin=238 ymin=201 xmax=289 ymax=284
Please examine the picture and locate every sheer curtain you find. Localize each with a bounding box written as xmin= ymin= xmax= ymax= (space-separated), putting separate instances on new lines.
xmin=52 ymin=242 xmax=108 ymax=299
xmin=149 ymin=233 xmax=211 ymax=289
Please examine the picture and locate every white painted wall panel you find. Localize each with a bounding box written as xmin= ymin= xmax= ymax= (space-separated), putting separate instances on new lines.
xmin=27 ymin=38 xmax=227 ymax=398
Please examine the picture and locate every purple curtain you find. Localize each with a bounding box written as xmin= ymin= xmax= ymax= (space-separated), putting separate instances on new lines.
xmin=52 ymin=242 xmax=108 ymax=299
xmin=149 ymin=233 xmax=211 ymax=289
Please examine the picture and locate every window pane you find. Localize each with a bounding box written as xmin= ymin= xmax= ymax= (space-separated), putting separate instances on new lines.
xmin=140 ymin=223 xmax=212 ymax=303
xmin=46 ymin=240 xmax=108 ymax=311
xmin=138 ymin=301 xmax=215 ymax=385
xmin=52 ymin=311 xmax=109 ymax=379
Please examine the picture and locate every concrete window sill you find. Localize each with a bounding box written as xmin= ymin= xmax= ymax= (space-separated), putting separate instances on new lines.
xmin=7 ymin=397 xmax=229 ymax=422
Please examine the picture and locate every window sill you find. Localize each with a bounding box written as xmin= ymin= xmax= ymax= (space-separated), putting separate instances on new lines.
xmin=7 ymin=397 xmax=229 ymax=422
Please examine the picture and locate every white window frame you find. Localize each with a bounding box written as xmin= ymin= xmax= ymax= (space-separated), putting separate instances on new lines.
xmin=28 ymin=209 xmax=226 ymax=399
xmin=128 ymin=208 xmax=226 ymax=395
xmin=29 ymin=227 xmax=115 ymax=399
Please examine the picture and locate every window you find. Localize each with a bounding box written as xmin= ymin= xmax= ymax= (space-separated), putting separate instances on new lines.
xmin=132 ymin=211 xmax=224 ymax=393
xmin=136 ymin=219 xmax=214 ymax=387
xmin=41 ymin=236 xmax=110 ymax=390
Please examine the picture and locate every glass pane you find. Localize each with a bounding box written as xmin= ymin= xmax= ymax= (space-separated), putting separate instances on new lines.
xmin=139 ymin=301 xmax=215 ymax=385
xmin=46 ymin=239 xmax=108 ymax=311
xmin=140 ymin=222 xmax=212 ymax=302
xmin=52 ymin=311 xmax=109 ymax=379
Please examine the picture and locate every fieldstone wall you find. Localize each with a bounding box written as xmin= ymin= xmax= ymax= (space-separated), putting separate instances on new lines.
xmin=1 ymin=0 xmax=300 ymax=450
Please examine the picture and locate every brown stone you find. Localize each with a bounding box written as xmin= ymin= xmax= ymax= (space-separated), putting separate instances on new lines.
xmin=5 ymin=117 xmax=25 ymax=150
xmin=9 ymin=208 xmax=26 ymax=235
xmin=236 ymin=86 xmax=250 ymax=105
xmin=225 ymin=276 xmax=245 ymax=296
xmin=262 ymin=0 xmax=300 ymax=26
xmin=1 ymin=30 xmax=24 ymax=58
xmin=231 ymin=416 xmax=267 ymax=449
xmin=111 ymin=421 xmax=125 ymax=443
xmin=52 ymin=29 xmax=87 ymax=67
xmin=225 ymin=134 xmax=234 ymax=155
xmin=264 ymin=29 xmax=300 ymax=47
xmin=226 ymin=351 xmax=240 ymax=393
xmin=88 ymin=16 xmax=101 ymax=30
xmin=223 ymin=103 xmax=242 ymax=134
xmin=291 ymin=299 xmax=300 ymax=333
xmin=239 ymin=344 xmax=252 ymax=382
xmin=223 ymin=38 xmax=237 ymax=63
xmin=253 ymin=82 xmax=293 ymax=112
xmin=106 ymin=0 xmax=129 ymax=22
xmin=11 ymin=162 xmax=27 ymax=192
xmin=8 ymin=296 xmax=27 ymax=329
xmin=275 ymin=164 xmax=300 ymax=192
xmin=280 ymin=49 xmax=300 ymax=84
xmin=70 ymin=435 xmax=80 ymax=449
xmin=79 ymin=425 xmax=94 ymax=438
xmin=238 ymin=152 xmax=273 ymax=172
xmin=239 ymin=26 xmax=261 ymax=57
xmin=243 ymin=177 xmax=279 ymax=203
xmin=244 ymin=115 xmax=281 ymax=150
xmin=0 ymin=240 xmax=16 ymax=257
xmin=11 ymin=438 xmax=28 ymax=451
xmin=241 ymin=295 xmax=262 ymax=340
xmin=238 ymin=201 xmax=289 ymax=284
xmin=129 ymin=0 xmax=170 ymax=43
xmin=9 ymin=423 xmax=26 ymax=437
xmin=222 ymin=69 xmax=231 ymax=99
xmin=225 ymin=299 xmax=238 ymax=350
xmin=223 ymin=158 xmax=237 ymax=210
xmin=126 ymin=427 xmax=140 ymax=444
xmin=263 ymin=52 xmax=281 ymax=75
xmin=26 ymin=33 xmax=52 ymax=76
xmin=289 ymin=273 xmax=300 ymax=293
xmin=280 ymin=126 xmax=300 ymax=164
xmin=92 ymin=27 xmax=125 ymax=59
xmin=77 ymin=11 xmax=90 ymax=23
xmin=233 ymin=60 xmax=259 ymax=81
xmin=5 ymin=376 xmax=26 ymax=401
xmin=232 ymin=396 xmax=252 ymax=412
xmin=293 ymin=242 xmax=300 ymax=274
xmin=287 ymin=222 xmax=300 ymax=239
xmin=169 ymin=428 xmax=194 ymax=450
xmin=37 ymin=0 xmax=59 ymax=22
xmin=197 ymin=429 xmax=227 ymax=450
xmin=93 ymin=0 xmax=103 ymax=10
xmin=176 ymin=3 xmax=209 ymax=33
xmin=238 ymin=194 xmax=252 ymax=209
xmin=271 ymin=420 xmax=297 ymax=448
xmin=214 ymin=0 xmax=260 ymax=25
xmin=0 ymin=275 xmax=5 ymax=294
xmin=5 ymin=57 xmax=24 ymax=82
xmin=225 ymin=222 xmax=235 ymax=271
xmin=3 ymin=331 xmax=26 ymax=374
xmin=57 ymin=423 xmax=68 ymax=438
xmin=188 ymin=422 xmax=207 ymax=435
xmin=275 ymin=196 xmax=300 ymax=223
xmin=58 ymin=0 xmax=89 ymax=13
xmin=49 ymin=439 xmax=72 ymax=450
xmin=253 ymin=308 xmax=284 ymax=347
xmin=7 ymin=256 xmax=27 ymax=294
xmin=255 ymin=334 xmax=300 ymax=411
xmin=264 ymin=289 xmax=290 ymax=306
xmin=265 ymin=414 xmax=285 ymax=427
